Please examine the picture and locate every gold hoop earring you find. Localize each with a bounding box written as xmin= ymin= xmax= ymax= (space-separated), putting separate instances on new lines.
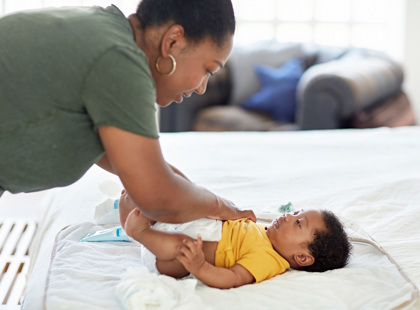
xmin=155 ymin=54 xmax=176 ymax=76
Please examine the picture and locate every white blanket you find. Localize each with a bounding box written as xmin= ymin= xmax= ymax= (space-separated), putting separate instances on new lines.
xmin=22 ymin=127 xmax=420 ymax=309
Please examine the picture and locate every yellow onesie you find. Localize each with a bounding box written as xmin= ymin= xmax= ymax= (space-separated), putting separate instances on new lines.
xmin=215 ymin=218 xmax=290 ymax=283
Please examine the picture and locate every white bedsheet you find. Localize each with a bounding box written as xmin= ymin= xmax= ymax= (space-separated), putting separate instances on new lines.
xmin=22 ymin=127 xmax=420 ymax=309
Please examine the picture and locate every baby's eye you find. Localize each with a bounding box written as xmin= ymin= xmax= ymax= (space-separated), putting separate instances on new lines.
xmin=296 ymin=219 xmax=301 ymax=227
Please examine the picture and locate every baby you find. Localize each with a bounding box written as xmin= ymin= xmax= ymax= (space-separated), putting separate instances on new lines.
xmin=122 ymin=199 xmax=351 ymax=289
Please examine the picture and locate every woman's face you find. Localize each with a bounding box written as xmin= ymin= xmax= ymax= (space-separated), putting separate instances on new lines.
xmin=154 ymin=36 xmax=233 ymax=106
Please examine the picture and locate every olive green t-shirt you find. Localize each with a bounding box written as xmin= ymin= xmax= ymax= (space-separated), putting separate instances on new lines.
xmin=0 ymin=5 xmax=158 ymax=194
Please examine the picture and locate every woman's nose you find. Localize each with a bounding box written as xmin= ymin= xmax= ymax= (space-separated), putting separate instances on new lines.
xmin=195 ymin=78 xmax=209 ymax=95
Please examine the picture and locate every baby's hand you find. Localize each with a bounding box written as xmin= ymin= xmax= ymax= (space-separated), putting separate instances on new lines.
xmin=176 ymin=234 xmax=206 ymax=275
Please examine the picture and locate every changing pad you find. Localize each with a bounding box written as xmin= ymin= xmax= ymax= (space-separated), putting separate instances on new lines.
xmin=43 ymin=218 xmax=418 ymax=310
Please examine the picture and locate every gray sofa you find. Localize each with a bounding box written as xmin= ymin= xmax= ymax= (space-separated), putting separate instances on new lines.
xmin=159 ymin=41 xmax=414 ymax=132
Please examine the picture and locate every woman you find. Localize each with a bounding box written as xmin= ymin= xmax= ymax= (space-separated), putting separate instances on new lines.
xmin=0 ymin=0 xmax=255 ymax=223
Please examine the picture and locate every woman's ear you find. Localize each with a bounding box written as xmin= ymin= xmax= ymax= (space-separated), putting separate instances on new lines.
xmin=293 ymin=253 xmax=315 ymax=267
xmin=160 ymin=24 xmax=187 ymax=57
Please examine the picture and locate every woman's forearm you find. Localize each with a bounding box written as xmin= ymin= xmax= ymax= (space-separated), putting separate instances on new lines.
xmin=98 ymin=126 xmax=255 ymax=223
xmin=168 ymin=163 xmax=191 ymax=182
xmin=141 ymin=172 xmax=225 ymax=223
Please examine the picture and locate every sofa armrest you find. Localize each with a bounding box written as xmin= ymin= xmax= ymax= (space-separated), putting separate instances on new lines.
xmin=296 ymin=56 xmax=404 ymax=130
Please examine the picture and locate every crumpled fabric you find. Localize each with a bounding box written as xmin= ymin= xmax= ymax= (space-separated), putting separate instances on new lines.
xmin=116 ymin=266 xmax=210 ymax=310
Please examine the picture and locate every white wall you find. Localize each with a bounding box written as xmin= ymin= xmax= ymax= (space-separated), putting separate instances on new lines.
xmin=404 ymin=0 xmax=420 ymax=124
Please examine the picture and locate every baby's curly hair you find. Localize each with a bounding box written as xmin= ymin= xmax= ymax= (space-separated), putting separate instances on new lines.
xmin=302 ymin=210 xmax=351 ymax=272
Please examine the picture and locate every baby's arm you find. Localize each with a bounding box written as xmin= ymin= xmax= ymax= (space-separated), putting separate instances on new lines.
xmin=177 ymin=235 xmax=254 ymax=289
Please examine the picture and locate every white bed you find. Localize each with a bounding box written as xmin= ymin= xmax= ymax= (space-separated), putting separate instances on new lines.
xmin=22 ymin=127 xmax=420 ymax=309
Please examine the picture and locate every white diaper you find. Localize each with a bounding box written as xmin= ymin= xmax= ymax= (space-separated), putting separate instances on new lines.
xmin=93 ymin=199 xmax=223 ymax=274
xmin=141 ymin=218 xmax=223 ymax=274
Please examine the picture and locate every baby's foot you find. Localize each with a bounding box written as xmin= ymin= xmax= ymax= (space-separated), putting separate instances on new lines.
xmin=124 ymin=208 xmax=151 ymax=241
xmin=119 ymin=189 xmax=137 ymax=229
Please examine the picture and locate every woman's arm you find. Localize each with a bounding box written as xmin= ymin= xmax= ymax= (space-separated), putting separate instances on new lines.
xmin=98 ymin=126 xmax=256 ymax=223
xmin=96 ymin=153 xmax=115 ymax=174
xmin=96 ymin=154 xmax=189 ymax=182
xmin=177 ymin=235 xmax=255 ymax=288
xmin=167 ymin=163 xmax=191 ymax=182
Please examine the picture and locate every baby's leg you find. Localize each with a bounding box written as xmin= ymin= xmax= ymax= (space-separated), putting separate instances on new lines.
xmin=156 ymin=240 xmax=218 ymax=278
xmin=125 ymin=209 xmax=218 ymax=277
xmin=156 ymin=259 xmax=190 ymax=278
xmin=126 ymin=208 xmax=197 ymax=260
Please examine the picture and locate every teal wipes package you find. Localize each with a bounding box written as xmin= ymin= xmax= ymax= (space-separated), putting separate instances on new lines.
xmin=80 ymin=225 xmax=132 ymax=242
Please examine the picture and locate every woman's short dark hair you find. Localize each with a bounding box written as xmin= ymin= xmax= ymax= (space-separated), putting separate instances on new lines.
xmin=136 ymin=0 xmax=235 ymax=47
xmin=302 ymin=210 xmax=352 ymax=272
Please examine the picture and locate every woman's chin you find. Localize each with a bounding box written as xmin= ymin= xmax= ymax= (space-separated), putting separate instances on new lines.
xmin=156 ymin=93 xmax=184 ymax=106
xmin=155 ymin=100 xmax=173 ymax=107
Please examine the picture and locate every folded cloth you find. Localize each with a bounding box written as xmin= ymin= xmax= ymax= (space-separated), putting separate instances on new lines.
xmin=94 ymin=198 xmax=120 ymax=225
xmin=116 ymin=266 xmax=210 ymax=310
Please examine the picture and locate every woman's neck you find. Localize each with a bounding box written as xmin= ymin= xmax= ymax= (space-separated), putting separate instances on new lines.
xmin=128 ymin=14 xmax=148 ymax=53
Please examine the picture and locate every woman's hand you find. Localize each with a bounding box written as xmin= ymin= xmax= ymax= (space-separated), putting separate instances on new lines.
xmin=207 ymin=196 xmax=257 ymax=222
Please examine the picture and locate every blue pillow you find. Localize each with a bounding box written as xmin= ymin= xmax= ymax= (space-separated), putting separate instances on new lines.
xmin=242 ymin=58 xmax=303 ymax=123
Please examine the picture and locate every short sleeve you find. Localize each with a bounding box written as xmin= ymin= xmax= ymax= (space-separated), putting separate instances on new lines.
xmin=237 ymin=247 xmax=289 ymax=283
xmin=82 ymin=46 xmax=158 ymax=138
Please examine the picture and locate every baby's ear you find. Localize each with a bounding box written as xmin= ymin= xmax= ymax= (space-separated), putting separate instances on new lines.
xmin=293 ymin=253 xmax=315 ymax=267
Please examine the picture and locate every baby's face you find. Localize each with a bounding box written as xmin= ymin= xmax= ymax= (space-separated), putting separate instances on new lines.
xmin=266 ymin=209 xmax=325 ymax=262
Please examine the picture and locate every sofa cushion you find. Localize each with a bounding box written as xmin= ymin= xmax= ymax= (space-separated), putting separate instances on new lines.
xmin=228 ymin=41 xmax=303 ymax=106
xmin=242 ymin=58 xmax=303 ymax=123
xmin=193 ymin=106 xmax=273 ymax=131
xmin=193 ymin=106 xmax=301 ymax=131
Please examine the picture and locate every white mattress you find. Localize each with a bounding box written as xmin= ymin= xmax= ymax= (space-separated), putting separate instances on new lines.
xmin=22 ymin=127 xmax=420 ymax=309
